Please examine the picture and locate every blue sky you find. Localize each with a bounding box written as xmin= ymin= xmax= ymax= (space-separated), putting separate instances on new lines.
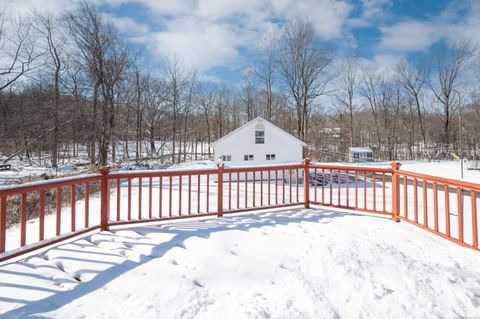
xmin=5 ymin=0 xmax=479 ymax=85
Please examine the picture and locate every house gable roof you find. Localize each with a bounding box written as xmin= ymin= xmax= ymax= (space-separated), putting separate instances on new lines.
xmin=210 ymin=116 xmax=307 ymax=148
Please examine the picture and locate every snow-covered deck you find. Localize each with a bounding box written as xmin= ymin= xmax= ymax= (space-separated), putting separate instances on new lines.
xmin=0 ymin=207 xmax=479 ymax=318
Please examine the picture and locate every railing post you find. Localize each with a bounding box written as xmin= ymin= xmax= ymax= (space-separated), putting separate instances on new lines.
xmin=391 ymin=162 xmax=401 ymax=222
xmin=99 ymin=166 xmax=112 ymax=231
xmin=303 ymin=158 xmax=311 ymax=208
xmin=217 ymin=163 xmax=224 ymax=217
xmin=0 ymin=195 xmax=6 ymax=253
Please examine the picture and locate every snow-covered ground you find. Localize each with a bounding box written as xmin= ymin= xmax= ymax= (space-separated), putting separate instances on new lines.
xmin=1 ymin=208 xmax=479 ymax=318
xmin=398 ymin=160 xmax=480 ymax=183
xmin=0 ymin=141 xmax=213 ymax=185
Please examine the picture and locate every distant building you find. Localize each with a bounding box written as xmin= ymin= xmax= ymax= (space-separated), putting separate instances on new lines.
xmin=321 ymin=127 xmax=341 ymax=138
xmin=211 ymin=117 xmax=306 ymax=167
xmin=349 ymin=147 xmax=374 ymax=162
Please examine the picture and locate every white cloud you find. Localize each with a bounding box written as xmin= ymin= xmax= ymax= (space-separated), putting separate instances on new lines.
xmin=134 ymin=0 xmax=353 ymax=73
xmin=103 ymin=14 xmax=149 ymax=36
xmin=376 ymin=0 xmax=480 ymax=54
xmin=148 ymin=19 xmax=242 ymax=71
xmin=378 ymin=20 xmax=443 ymax=52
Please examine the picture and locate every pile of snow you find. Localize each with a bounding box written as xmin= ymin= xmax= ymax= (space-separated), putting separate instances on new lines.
xmin=0 ymin=208 xmax=479 ymax=318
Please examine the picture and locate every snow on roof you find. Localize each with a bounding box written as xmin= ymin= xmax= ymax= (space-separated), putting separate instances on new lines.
xmin=210 ymin=116 xmax=307 ymax=148
xmin=349 ymin=147 xmax=373 ymax=153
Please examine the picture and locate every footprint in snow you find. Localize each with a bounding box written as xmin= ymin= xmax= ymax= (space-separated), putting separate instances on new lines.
xmin=192 ymin=279 xmax=205 ymax=288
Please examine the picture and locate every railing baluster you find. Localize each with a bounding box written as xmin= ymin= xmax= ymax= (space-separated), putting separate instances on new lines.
xmin=423 ymin=180 xmax=428 ymax=227
xmin=337 ymin=169 xmax=341 ymax=206
xmin=296 ymin=169 xmax=299 ymax=203
xmin=160 ymin=176 xmax=163 ymax=217
xmin=329 ymin=169 xmax=333 ymax=205
xmin=457 ymin=187 xmax=463 ymax=243
xmin=127 ymin=179 xmax=132 ymax=220
xmin=372 ymin=173 xmax=376 ymax=211
xmin=268 ymin=170 xmax=271 ymax=206
xmin=322 ymin=169 xmax=325 ymax=204
xmin=403 ymin=176 xmax=407 ymax=217
xmin=363 ymin=171 xmax=367 ymax=210
xmin=282 ymin=170 xmax=285 ymax=204
xmin=21 ymin=193 xmax=27 ymax=246
xmin=189 ymin=175 xmax=192 ymax=215
xmin=275 ymin=170 xmax=278 ymax=205
xmin=253 ymin=171 xmax=256 ymax=207
xmin=314 ymin=168 xmax=318 ymax=203
xmin=413 ymin=178 xmax=418 ymax=223
xmin=85 ymin=182 xmax=90 ymax=227
xmin=260 ymin=170 xmax=263 ymax=207
xmin=0 ymin=195 xmax=5 ymax=253
xmin=39 ymin=191 xmax=45 ymax=241
xmin=237 ymin=172 xmax=240 ymax=209
xmin=197 ymin=174 xmax=200 ymax=214
xmin=71 ymin=185 xmax=76 ymax=232
xmin=207 ymin=174 xmax=210 ymax=213
xmin=228 ymin=172 xmax=232 ymax=211
xmin=245 ymin=172 xmax=248 ymax=208
xmin=117 ymin=178 xmax=121 ymax=221
xmin=346 ymin=170 xmax=349 ymax=207
xmin=289 ymin=169 xmax=293 ymax=203
xmin=382 ymin=173 xmax=386 ymax=212
xmin=445 ymin=184 xmax=450 ymax=236
xmin=179 ymin=176 xmax=182 ymax=216
xmin=56 ymin=187 xmax=62 ymax=236
xmin=355 ymin=171 xmax=358 ymax=209
xmin=169 ymin=175 xmax=173 ymax=217
xmin=471 ymin=190 xmax=478 ymax=249
xmin=433 ymin=182 xmax=438 ymax=232
xmin=149 ymin=177 xmax=153 ymax=219
xmin=138 ymin=177 xmax=142 ymax=220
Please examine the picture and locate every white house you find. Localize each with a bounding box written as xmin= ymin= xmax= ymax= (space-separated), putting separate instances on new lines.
xmin=211 ymin=117 xmax=306 ymax=167
xmin=348 ymin=147 xmax=374 ymax=162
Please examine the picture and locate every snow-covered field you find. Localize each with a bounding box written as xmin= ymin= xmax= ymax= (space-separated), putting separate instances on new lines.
xmin=0 ymin=141 xmax=212 ymax=185
xmin=1 ymin=208 xmax=480 ymax=318
xmin=399 ymin=160 xmax=480 ymax=183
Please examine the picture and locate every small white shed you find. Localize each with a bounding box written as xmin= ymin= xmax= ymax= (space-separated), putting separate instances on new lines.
xmin=211 ymin=117 xmax=306 ymax=167
xmin=349 ymin=147 xmax=374 ymax=162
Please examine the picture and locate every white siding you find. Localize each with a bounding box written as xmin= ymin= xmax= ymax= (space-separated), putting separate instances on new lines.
xmin=213 ymin=119 xmax=304 ymax=167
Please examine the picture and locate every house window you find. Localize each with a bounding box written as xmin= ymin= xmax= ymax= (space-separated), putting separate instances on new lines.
xmin=255 ymin=130 xmax=265 ymax=144
xmin=366 ymin=153 xmax=373 ymax=158
xmin=266 ymin=154 xmax=276 ymax=160
xmin=353 ymin=153 xmax=359 ymax=159
xmin=244 ymin=154 xmax=254 ymax=161
xmin=221 ymin=155 xmax=231 ymax=161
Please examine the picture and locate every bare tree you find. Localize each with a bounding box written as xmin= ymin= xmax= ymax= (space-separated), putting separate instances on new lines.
xmin=276 ymin=19 xmax=333 ymax=141
xmin=240 ymin=68 xmax=257 ymax=121
xmin=336 ymin=56 xmax=360 ymax=147
xmin=430 ymin=42 xmax=473 ymax=148
xmin=0 ymin=13 xmax=37 ymax=92
xmin=255 ymin=44 xmax=275 ymax=120
xmin=34 ymin=12 xmax=67 ymax=167
xmin=65 ymin=2 xmax=114 ymax=165
xmin=396 ymin=59 xmax=428 ymax=147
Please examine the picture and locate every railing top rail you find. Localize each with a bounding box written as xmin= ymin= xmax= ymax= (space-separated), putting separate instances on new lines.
xmin=223 ymin=164 xmax=304 ymax=173
xmin=308 ymin=163 xmax=393 ymax=173
xmin=108 ymin=168 xmax=220 ymax=179
xmin=397 ymin=169 xmax=480 ymax=191
xmin=0 ymin=174 xmax=101 ymax=196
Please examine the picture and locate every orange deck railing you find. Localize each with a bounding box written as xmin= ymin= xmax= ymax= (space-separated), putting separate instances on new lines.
xmin=0 ymin=160 xmax=478 ymax=262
